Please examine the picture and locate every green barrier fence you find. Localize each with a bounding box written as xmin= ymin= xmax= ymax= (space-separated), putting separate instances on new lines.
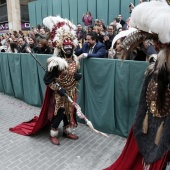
xmin=0 ymin=53 xmax=148 ymax=137
xmin=28 ymin=0 xmax=141 ymax=27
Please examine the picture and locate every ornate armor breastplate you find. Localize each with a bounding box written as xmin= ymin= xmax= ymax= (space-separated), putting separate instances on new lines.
xmin=52 ymin=58 xmax=78 ymax=127
xmin=134 ymin=76 xmax=170 ymax=164
xmin=146 ymin=79 xmax=170 ymax=118
xmin=56 ymin=60 xmax=77 ymax=91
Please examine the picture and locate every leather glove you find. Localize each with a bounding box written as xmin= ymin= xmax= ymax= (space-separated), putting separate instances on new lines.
xmin=57 ymin=88 xmax=66 ymax=96
xmin=74 ymin=73 xmax=82 ymax=81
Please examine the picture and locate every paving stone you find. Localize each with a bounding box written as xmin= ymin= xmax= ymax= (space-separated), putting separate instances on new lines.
xmin=0 ymin=92 xmax=126 ymax=170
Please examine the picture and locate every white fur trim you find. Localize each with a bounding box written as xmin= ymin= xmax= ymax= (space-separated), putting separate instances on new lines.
xmin=153 ymin=48 xmax=170 ymax=73
xmin=65 ymin=127 xmax=72 ymax=134
xmin=148 ymin=54 xmax=157 ymax=61
xmin=156 ymin=49 xmax=168 ymax=70
xmin=50 ymin=130 xmax=58 ymax=137
xmin=47 ymin=56 xmax=68 ymax=72
xmin=145 ymin=63 xmax=155 ymax=76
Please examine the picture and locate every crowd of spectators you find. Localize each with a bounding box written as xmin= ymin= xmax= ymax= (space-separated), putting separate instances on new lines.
xmin=0 ymin=0 xmax=155 ymax=61
xmin=0 ymin=26 xmax=54 ymax=55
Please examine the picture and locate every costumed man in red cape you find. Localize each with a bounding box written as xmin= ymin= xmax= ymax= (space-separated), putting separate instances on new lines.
xmin=9 ymin=16 xmax=82 ymax=145
xmin=104 ymin=0 xmax=170 ymax=169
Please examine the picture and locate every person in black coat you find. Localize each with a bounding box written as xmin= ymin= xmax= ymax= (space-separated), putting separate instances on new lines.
xmin=117 ymin=14 xmax=125 ymax=27
xmin=17 ymin=37 xmax=28 ymax=53
xmin=35 ymin=39 xmax=53 ymax=54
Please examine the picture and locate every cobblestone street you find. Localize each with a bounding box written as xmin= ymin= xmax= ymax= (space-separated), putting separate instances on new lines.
xmin=0 ymin=92 xmax=126 ymax=170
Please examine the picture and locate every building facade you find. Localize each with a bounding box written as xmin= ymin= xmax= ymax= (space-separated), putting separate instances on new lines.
xmin=0 ymin=0 xmax=35 ymax=34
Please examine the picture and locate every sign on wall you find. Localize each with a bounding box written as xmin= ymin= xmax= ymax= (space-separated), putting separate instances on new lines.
xmin=0 ymin=22 xmax=30 ymax=31
xmin=0 ymin=23 xmax=9 ymax=31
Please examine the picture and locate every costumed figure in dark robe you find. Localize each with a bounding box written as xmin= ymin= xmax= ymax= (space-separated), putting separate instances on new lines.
xmin=9 ymin=16 xmax=82 ymax=145
xmin=104 ymin=0 xmax=170 ymax=169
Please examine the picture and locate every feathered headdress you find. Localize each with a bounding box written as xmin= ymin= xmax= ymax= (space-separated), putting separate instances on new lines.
xmin=121 ymin=0 xmax=170 ymax=59
xmin=43 ymin=16 xmax=78 ymax=56
xmin=130 ymin=0 xmax=170 ymax=43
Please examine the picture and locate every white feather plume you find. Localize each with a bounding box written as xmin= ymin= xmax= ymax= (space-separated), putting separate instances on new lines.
xmin=50 ymin=130 xmax=58 ymax=137
xmin=53 ymin=48 xmax=61 ymax=56
xmin=43 ymin=15 xmax=78 ymax=49
xmin=148 ymin=2 xmax=170 ymax=43
xmin=130 ymin=2 xmax=150 ymax=32
xmin=43 ymin=16 xmax=65 ymax=32
xmin=130 ymin=0 xmax=170 ymax=43
xmin=73 ymin=39 xmax=78 ymax=47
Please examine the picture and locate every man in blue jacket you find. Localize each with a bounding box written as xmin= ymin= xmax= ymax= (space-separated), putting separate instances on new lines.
xmin=75 ymin=32 xmax=106 ymax=60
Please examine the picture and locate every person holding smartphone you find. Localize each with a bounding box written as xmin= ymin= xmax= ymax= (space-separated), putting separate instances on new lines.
xmin=82 ymin=11 xmax=93 ymax=30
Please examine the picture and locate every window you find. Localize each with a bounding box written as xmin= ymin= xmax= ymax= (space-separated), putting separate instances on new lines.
xmin=20 ymin=0 xmax=36 ymax=22
xmin=0 ymin=3 xmax=7 ymax=22
xmin=0 ymin=0 xmax=6 ymax=5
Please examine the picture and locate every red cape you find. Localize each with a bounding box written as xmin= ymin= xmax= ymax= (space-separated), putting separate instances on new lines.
xmin=9 ymin=86 xmax=53 ymax=135
xmin=104 ymin=128 xmax=167 ymax=170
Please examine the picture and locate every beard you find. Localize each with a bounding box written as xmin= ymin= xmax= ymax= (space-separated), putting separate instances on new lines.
xmin=64 ymin=48 xmax=73 ymax=58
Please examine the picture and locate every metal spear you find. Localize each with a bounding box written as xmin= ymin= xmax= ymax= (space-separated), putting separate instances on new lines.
xmin=27 ymin=48 xmax=109 ymax=137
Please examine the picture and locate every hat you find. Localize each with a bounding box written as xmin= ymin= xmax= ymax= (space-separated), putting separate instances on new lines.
xmin=43 ymin=16 xmax=78 ymax=55
xmin=111 ymin=27 xmax=137 ymax=48
xmin=120 ymin=0 xmax=170 ymax=59
xmin=130 ymin=0 xmax=170 ymax=44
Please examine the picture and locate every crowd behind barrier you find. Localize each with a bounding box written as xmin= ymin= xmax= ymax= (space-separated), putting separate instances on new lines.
xmin=0 ymin=0 xmax=152 ymax=137
xmin=0 ymin=52 xmax=148 ymax=137
xmin=0 ymin=0 xmax=154 ymax=61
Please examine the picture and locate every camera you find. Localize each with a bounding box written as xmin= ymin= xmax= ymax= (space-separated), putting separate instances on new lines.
xmin=129 ymin=3 xmax=134 ymax=13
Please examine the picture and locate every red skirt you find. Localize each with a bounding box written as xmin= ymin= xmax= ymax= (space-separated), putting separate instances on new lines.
xmin=104 ymin=128 xmax=167 ymax=170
